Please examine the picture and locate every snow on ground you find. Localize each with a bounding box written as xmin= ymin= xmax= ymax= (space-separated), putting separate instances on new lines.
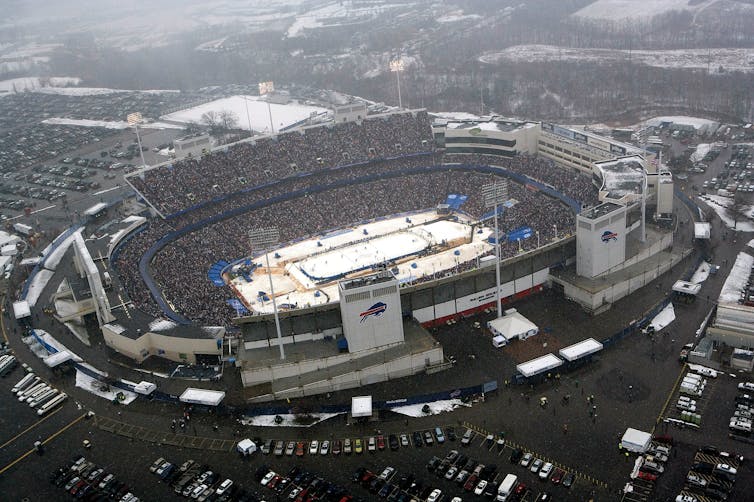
xmin=0 ymin=76 xmax=80 ymax=96
xmin=42 ymin=118 xmax=184 ymax=130
xmin=719 ymin=251 xmax=754 ymax=303
xmin=285 ymin=2 xmax=413 ymax=38
xmin=431 ymin=111 xmax=487 ymax=121
xmin=649 ymin=303 xmax=675 ymax=332
xmin=161 ymin=95 xmax=330 ymax=133
xmin=645 ymin=116 xmax=720 ymax=132
xmin=690 ymin=261 xmax=712 ymax=284
xmin=44 ymin=228 xmax=83 ymax=271
xmin=35 ymin=87 xmax=179 ymax=96
xmin=479 ymin=45 xmax=754 ymax=74
xmin=75 ymin=369 xmax=137 ymax=405
xmin=748 ymin=238 xmax=754 ymax=250
xmin=239 ymin=412 xmax=342 ymax=427
xmin=26 ymin=269 xmax=54 ymax=307
xmin=687 ymin=363 xmax=720 ymax=378
xmin=691 ymin=143 xmax=711 ymax=163
xmin=390 ymin=399 xmax=469 ymax=417
xmin=698 ymin=195 xmax=754 ymax=232
xmin=436 ymin=10 xmax=482 ymax=23
xmin=572 ymin=0 xmax=705 ymax=20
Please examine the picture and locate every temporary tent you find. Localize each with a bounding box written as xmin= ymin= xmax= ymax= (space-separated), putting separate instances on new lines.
xmin=620 ymin=428 xmax=652 ymax=453
xmin=559 ymin=338 xmax=604 ymax=362
xmin=351 ymin=395 xmax=373 ymax=418
xmin=237 ymin=438 xmax=257 ymax=456
xmin=672 ymin=281 xmax=701 ymax=297
xmin=516 ymin=353 xmax=563 ymax=378
xmin=487 ymin=308 xmax=538 ymax=345
xmin=179 ymin=388 xmax=225 ymax=406
xmin=12 ymin=300 xmax=31 ymax=320
xmin=694 ymin=222 xmax=711 ymax=240
xmin=134 ymin=381 xmax=157 ymax=395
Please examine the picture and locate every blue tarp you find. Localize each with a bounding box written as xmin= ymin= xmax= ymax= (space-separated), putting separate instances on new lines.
xmin=207 ymin=260 xmax=229 ymax=286
xmin=226 ymin=299 xmax=248 ymax=314
xmin=445 ymin=194 xmax=468 ymax=209
xmin=507 ymin=226 xmax=533 ymax=242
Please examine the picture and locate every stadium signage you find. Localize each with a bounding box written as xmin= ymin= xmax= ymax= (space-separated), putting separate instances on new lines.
xmin=359 ymin=302 xmax=387 ymax=323
xmin=573 ymin=132 xmax=588 ymax=143
xmin=601 ymin=230 xmax=618 ymax=243
xmin=610 ymin=144 xmax=627 ymax=155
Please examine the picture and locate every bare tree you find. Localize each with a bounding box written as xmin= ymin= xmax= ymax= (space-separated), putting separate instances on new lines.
xmin=218 ymin=109 xmax=238 ymax=131
xmin=200 ymin=111 xmax=219 ymax=129
xmin=729 ymin=192 xmax=747 ymax=229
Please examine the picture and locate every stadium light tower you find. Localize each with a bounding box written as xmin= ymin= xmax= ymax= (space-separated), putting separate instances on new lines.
xmin=126 ymin=112 xmax=147 ymax=168
xmin=483 ymin=180 xmax=508 ymax=319
xmin=389 ymin=59 xmax=405 ymax=109
xmin=249 ymin=227 xmax=285 ymax=360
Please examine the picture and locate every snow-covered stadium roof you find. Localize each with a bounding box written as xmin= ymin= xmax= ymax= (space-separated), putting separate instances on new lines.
xmin=594 ymin=155 xmax=646 ymax=201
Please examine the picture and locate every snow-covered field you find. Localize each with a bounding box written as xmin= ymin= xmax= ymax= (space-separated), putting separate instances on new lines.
xmin=572 ymin=0 xmax=714 ymax=20
xmin=479 ymin=45 xmax=754 ymax=74
xmin=285 ymin=1 xmax=416 ymax=38
xmin=160 ymin=95 xmax=330 ymax=133
xmin=698 ymin=195 xmax=754 ymax=232
xmin=0 ymin=76 xmax=80 ymax=96
xmin=644 ymin=116 xmax=720 ymax=132
xmin=232 ymin=211 xmax=495 ymax=314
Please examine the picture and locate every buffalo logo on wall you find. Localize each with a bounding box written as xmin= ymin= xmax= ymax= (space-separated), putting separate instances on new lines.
xmin=601 ymin=230 xmax=618 ymax=243
xmin=359 ymin=302 xmax=387 ymax=323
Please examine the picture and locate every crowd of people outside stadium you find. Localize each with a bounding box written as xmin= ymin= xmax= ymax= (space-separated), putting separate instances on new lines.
xmin=114 ymin=113 xmax=599 ymax=326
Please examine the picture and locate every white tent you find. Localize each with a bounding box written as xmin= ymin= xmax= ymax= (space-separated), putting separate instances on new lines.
xmin=672 ymin=280 xmax=701 ymax=296
xmin=237 ymin=438 xmax=257 ymax=455
xmin=694 ymin=222 xmax=711 ymax=239
xmin=559 ymin=338 xmax=603 ymax=362
xmin=179 ymin=388 xmax=225 ymax=406
xmin=487 ymin=308 xmax=538 ymax=343
xmin=134 ymin=381 xmax=157 ymax=395
xmin=351 ymin=395 xmax=373 ymax=417
xmin=12 ymin=300 xmax=31 ymax=319
xmin=516 ymin=353 xmax=563 ymax=378
xmin=621 ymin=428 xmax=652 ymax=453
xmin=44 ymin=350 xmax=73 ymax=368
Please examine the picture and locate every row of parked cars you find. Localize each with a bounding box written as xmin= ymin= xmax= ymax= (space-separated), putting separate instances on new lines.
xmin=261 ymin=427 xmax=461 ymax=458
xmin=261 ymin=465 xmax=354 ymax=502
xmin=675 ymin=445 xmax=743 ymax=502
xmin=729 ymin=382 xmax=754 ymax=435
xmin=151 ymin=457 xmax=241 ymax=502
xmin=49 ymin=455 xmax=137 ymax=501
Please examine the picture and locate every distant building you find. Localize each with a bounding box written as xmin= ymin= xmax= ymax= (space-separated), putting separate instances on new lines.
xmin=174 ymin=134 xmax=211 ymax=159
xmin=333 ymin=102 xmax=368 ymax=123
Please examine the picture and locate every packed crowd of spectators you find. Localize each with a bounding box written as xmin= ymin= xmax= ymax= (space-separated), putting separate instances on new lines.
xmin=128 ymin=111 xmax=433 ymax=215
xmin=115 ymin=113 xmax=602 ymax=325
xmin=116 ymin=161 xmax=580 ymax=325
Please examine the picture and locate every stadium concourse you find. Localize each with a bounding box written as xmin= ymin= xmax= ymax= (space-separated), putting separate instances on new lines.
xmin=116 ymin=111 xmax=599 ymax=327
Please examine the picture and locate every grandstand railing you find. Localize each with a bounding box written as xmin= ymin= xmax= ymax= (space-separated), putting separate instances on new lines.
xmin=134 ymin=158 xmax=585 ymax=324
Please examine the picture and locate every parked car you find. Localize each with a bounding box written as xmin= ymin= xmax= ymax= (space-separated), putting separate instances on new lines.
xmin=530 ymin=458 xmax=543 ymax=473
xmin=309 ymin=440 xmax=319 ymax=455
xmin=539 ymin=463 xmax=553 ymax=480
xmin=520 ymin=452 xmax=533 ymax=468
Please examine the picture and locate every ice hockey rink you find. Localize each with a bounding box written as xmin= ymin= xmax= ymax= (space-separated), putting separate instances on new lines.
xmin=230 ymin=210 xmax=495 ymax=314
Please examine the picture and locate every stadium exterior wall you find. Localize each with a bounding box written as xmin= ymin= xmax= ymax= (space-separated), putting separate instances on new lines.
xmin=247 ymin=345 xmax=445 ymax=402
xmin=102 ymin=325 xmax=222 ymax=364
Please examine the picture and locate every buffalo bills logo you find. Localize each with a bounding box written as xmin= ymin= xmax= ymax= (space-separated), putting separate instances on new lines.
xmin=601 ymin=230 xmax=618 ymax=243
xmin=359 ymin=302 xmax=387 ymax=322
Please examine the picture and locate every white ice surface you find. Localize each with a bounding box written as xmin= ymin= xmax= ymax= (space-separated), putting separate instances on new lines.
xmin=232 ymin=211 xmax=494 ymax=313
xmin=690 ymin=261 xmax=711 ymax=285
xmin=573 ymin=0 xmax=709 ymax=20
xmin=649 ymin=303 xmax=675 ymax=332
xmin=719 ymin=252 xmax=754 ymax=304
xmin=390 ymin=399 xmax=469 ymax=417
xmin=161 ymin=95 xmax=330 ymax=133
xmin=0 ymin=76 xmax=80 ymax=96
xmin=239 ymin=412 xmax=342 ymax=427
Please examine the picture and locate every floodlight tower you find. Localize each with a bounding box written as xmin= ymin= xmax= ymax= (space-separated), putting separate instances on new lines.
xmin=127 ymin=112 xmax=147 ymax=168
xmin=389 ymin=59 xmax=405 ymax=109
xmin=483 ymin=180 xmax=508 ymax=319
xmin=249 ymin=227 xmax=285 ymax=360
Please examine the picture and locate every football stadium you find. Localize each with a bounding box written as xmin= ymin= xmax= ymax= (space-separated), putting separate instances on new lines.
xmin=16 ymin=106 xmax=682 ymax=400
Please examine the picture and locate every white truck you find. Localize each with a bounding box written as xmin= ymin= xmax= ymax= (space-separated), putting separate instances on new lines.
xmin=496 ymin=474 xmax=518 ymax=501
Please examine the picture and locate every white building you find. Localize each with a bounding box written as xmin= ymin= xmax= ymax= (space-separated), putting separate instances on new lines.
xmin=576 ymin=202 xmax=627 ymax=278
